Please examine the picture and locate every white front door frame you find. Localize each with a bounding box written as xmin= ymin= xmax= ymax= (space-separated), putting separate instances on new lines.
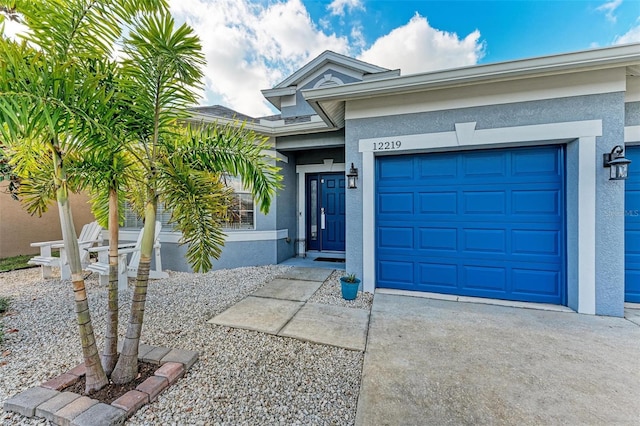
xmin=359 ymin=119 xmax=602 ymax=314
xmin=296 ymin=160 xmax=346 ymax=257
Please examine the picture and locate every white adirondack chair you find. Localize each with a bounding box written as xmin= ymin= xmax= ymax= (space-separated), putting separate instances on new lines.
xmin=29 ymin=221 xmax=103 ymax=280
xmin=86 ymin=221 xmax=168 ymax=291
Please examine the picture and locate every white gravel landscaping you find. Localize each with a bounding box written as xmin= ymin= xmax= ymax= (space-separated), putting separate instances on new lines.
xmin=0 ymin=265 xmax=369 ymax=425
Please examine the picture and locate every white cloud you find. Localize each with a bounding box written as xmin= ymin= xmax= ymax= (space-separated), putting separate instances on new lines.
xmin=170 ymin=0 xmax=349 ymax=117
xmin=168 ymin=2 xmax=484 ymax=117
xmin=1 ymin=16 xmax=29 ymax=41
xmin=614 ymin=19 xmax=640 ymax=44
xmin=358 ymin=13 xmax=484 ymax=75
xmin=596 ymin=0 xmax=623 ymax=23
xmin=327 ymin=0 xmax=364 ymax=17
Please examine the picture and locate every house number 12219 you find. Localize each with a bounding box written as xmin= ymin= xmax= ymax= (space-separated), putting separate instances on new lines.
xmin=373 ymin=140 xmax=402 ymax=150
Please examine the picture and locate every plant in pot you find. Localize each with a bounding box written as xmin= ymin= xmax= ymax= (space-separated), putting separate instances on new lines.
xmin=340 ymin=273 xmax=361 ymax=300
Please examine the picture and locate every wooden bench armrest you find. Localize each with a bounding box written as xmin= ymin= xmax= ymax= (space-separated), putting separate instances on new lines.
xmin=30 ymin=240 xmax=64 ymax=248
xmin=87 ymin=242 xmax=136 ymax=253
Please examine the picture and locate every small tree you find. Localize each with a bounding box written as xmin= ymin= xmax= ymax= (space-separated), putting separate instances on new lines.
xmin=0 ymin=0 xmax=167 ymax=392
xmin=110 ymin=14 xmax=282 ymax=383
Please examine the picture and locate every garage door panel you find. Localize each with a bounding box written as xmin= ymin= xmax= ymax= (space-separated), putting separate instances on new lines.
xmin=378 ymin=260 xmax=414 ymax=285
xmin=418 ymin=263 xmax=458 ymax=288
xmin=418 ymin=228 xmax=457 ymax=251
xmin=418 ymin=156 xmax=458 ymax=180
xmin=512 ymin=190 xmax=560 ymax=216
xmin=378 ymin=227 xmax=413 ymax=249
xmin=511 ymin=149 xmax=560 ymax=177
xmin=626 ymin=146 xmax=640 ymax=302
xmin=512 ymin=268 xmax=560 ymax=298
xmin=376 ymin=145 xmax=565 ymax=305
xmin=378 ymin=156 xmax=414 ymax=181
xmin=419 ymin=192 xmax=457 ymax=214
xmin=512 ymin=229 xmax=560 ymax=256
xmin=378 ymin=192 xmax=414 ymax=214
xmin=462 ymin=229 xmax=506 ymax=253
xmin=462 ymin=152 xmax=507 ymax=178
xmin=462 ymin=191 xmax=506 ymax=215
xmin=463 ymin=265 xmax=507 ymax=291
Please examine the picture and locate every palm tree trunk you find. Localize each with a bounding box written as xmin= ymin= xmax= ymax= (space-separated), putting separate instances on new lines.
xmin=54 ymin=151 xmax=108 ymax=393
xmin=101 ymin=187 xmax=119 ymax=375
xmin=110 ymin=199 xmax=156 ymax=384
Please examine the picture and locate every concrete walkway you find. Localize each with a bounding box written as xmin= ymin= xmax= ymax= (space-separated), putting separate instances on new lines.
xmin=208 ymin=267 xmax=370 ymax=351
xmin=357 ymin=294 xmax=640 ymax=425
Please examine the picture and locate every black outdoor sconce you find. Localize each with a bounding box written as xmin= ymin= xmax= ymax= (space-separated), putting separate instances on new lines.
xmin=603 ymin=145 xmax=632 ymax=180
xmin=347 ymin=163 xmax=358 ymax=189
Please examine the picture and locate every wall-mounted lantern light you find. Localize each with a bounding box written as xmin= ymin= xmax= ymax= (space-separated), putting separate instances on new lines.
xmin=603 ymin=145 xmax=632 ymax=181
xmin=347 ymin=163 xmax=358 ymax=189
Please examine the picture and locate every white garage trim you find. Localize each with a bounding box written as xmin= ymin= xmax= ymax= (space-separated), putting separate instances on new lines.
xmin=625 ymin=125 xmax=640 ymax=143
xmin=359 ymin=119 xmax=602 ymax=314
xmin=295 ymin=160 xmax=346 ymax=256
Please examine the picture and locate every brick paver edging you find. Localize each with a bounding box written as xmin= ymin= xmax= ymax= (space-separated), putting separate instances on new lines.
xmin=3 ymin=345 xmax=198 ymax=426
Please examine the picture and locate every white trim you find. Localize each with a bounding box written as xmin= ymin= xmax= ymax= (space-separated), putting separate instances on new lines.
xmin=625 ymin=125 xmax=640 ymax=143
xmin=113 ymin=229 xmax=288 ymax=244
xmin=359 ymin=119 xmax=602 ymax=313
xmin=295 ymin=161 xmax=346 ymax=257
xmin=576 ymin=136 xmax=597 ymax=314
xmin=362 ymin=152 xmax=375 ymax=293
xmin=626 ymin=76 xmax=640 ymax=102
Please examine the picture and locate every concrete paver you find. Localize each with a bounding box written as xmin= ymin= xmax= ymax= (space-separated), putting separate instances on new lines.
xmin=53 ymin=396 xmax=97 ymax=426
xmin=3 ymin=387 xmax=59 ymax=418
xmin=252 ymin=278 xmax=324 ymax=302
xmin=111 ymin=390 xmax=148 ymax=418
xmin=71 ymin=403 xmax=126 ymax=426
xmin=154 ymin=362 xmax=185 ymax=385
xmin=141 ymin=346 xmax=171 ymax=364
xmin=208 ymin=296 xmax=304 ymax=334
xmin=41 ymin=373 xmax=80 ymax=390
xmin=279 ymin=303 xmax=370 ymax=351
xmin=35 ymin=392 xmax=81 ymax=422
xmin=356 ymin=294 xmax=640 ymax=426
xmin=276 ymin=267 xmax=333 ymax=282
xmin=161 ymin=348 xmax=199 ymax=369
xmin=136 ymin=376 xmax=169 ymax=401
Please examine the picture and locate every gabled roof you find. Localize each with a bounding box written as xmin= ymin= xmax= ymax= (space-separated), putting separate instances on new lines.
xmin=273 ymin=50 xmax=391 ymax=89
xmin=261 ymin=50 xmax=398 ymax=110
xmin=303 ymin=43 xmax=640 ymax=128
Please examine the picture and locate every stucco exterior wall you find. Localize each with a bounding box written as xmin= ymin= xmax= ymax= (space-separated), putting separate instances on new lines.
xmin=626 ymin=101 xmax=640 ymax=126
xmin=345 ymin=92 xmax=625 ymax=316
xmin=276 ymin=153 xmax=297 ymax=262
xmin=0 ymin=185 xmax=95 ymax=258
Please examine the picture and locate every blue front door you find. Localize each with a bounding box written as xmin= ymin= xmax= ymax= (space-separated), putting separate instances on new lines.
xmin=306 ymin=173 xmax=345 ymax=251
xmin=625 ymin=146 xmax=640 ymax=302
xmin=375 ymin=145 xmax=566 ymax=305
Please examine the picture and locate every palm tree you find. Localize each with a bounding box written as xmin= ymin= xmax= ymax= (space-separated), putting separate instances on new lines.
xmin=0 ymin=0 xmax=166 ymax=392
xmin=109 ymin=13 xmax=281 ymax=383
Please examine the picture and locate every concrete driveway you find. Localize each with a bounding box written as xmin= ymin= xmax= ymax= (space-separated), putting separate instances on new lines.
xmin=357 ymin=294 xmax=640 ymax=425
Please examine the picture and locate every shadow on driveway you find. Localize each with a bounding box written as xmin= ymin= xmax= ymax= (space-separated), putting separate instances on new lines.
xmin=357 ymin=294 xmax=640 ymax=425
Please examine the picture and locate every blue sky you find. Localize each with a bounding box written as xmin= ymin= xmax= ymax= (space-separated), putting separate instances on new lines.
xmin=4 ymin=0 xmax=639 ymax=116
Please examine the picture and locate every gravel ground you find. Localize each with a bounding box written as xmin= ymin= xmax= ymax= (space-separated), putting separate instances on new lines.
xmin=0 ymin=265 xmax=368 ymax=425
xmin=308 ymin=270 xmax=373 ymax=310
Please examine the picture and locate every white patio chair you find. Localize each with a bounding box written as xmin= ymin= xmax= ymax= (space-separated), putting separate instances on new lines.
xmin=29 ymin=221 xmax=103 ymax=280
xmin=86 ymin=221 xmax=168 ymax=291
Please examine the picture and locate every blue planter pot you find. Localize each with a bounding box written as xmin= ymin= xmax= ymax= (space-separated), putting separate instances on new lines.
xmin=340 ymin=277 xmax=361 ymax=300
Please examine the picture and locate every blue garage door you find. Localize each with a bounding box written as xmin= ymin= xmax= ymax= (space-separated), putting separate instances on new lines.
xmin=625 ymin=146 xmax=640 ymax=303
xmin=376 ymin=145 xmax=565 ymax=305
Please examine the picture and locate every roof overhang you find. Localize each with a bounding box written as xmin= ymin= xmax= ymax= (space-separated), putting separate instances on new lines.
xmin=303 ymin=43 xmax=640 ymax=128
xmin=186 ymin=112 xmax=338 ymax=137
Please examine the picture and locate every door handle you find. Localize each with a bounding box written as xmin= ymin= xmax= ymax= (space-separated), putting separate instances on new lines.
xmin=321 ymin=207 xmax=326 ymax=230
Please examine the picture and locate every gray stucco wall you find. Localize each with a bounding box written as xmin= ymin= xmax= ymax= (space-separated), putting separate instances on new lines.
xmin=346 ymin=92 xmax=626 ymax=316
xmin=626 ymin=101 xmax=640 ymax=126
xmin=281 ymin=70 xmax=360 ymax=118
xmin=295 ymin=147 xmax=345 ymax=165
xmin=161 ymin=239 xmax=281 ymax=272
xmin=276 ymin=153 xmax=297 ymax=262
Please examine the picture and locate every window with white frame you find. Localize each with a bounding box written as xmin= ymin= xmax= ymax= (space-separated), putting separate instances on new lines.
xmin=123 ymin=176 xmax=255 ymax=230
